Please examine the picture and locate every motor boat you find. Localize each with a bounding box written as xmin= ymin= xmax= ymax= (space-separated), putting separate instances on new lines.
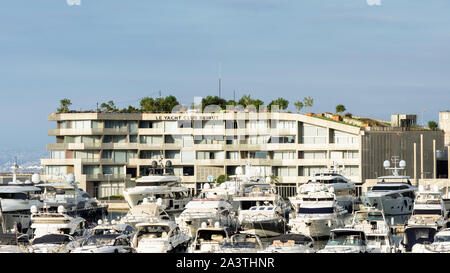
xmin=233 ymin=176 xmax=290 ymax=237
xmin=346 ymin=206 xmax=396 ymax=253
xmin=318 ymin=228 xmax=369 ymax=253
xmin=238 ymin=204 xmax=288 ymax=237
xmin=399 ymin=224 xmax=438 ymax=252
xmin=119 ymin=198 xmax=172 ymax=228
xmin=123 ymin=159 xmax=191 ymax=213
xmin=27 ymin=233 xmax=80 ymax=253
xmin=176 ymin=198 xmax=236 ymax=238
xmin=0 ymin=184 xmax=43 ymax=234
xmin=71 ymin=219 xmax=135 ymax=253
xmin=187 ymin=222 xmax=232 ymax=253
xmin=216 ymin=233 xmax=264 ymax=253
xmin=197 ymin=164 xmax=270 ymax=211
xmin=36 ymin=174 xmax=107 ymax=223
xmin=288 ymin=189 xmax=347 ymax=238
xmin=411 ymin=228 xmax=450 ymax=253
xmin=299 ymin=163 xmax=357 ymax=211
xmin=29 ymin=205 xmax=90 ymax=240
xmin=360 ymin=157 xmax=416 ymax=215
xmin=131 ymin=220 xmax=190 ymax=253
xmin=407 ymin=184 xmax=449 ymax=229
xmin=259 ymin=233 xmax=315 ymax=253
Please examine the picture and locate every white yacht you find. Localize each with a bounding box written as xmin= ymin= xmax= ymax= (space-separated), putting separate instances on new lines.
xmin=360 ymin=157 xmax=416 ymax=215
xmin=197 ymin=164 xmax=269 ymax=211
xmin=300 ymin=163 xmax=357 ymax=211
xmin=232 ymin=174 xmax=290 ymax=237
xmin=36 ymin=174 xmax=107 ymax=222
xmin=411 ymin=228 xmax=450 ymax=253
xmin=259 ymin=233 xmax=315 ymax=253
xmin=288 ymin=189 xmax=347 ymax=238
xmin=0 ymin=184 xmax=43 ymax=234
xmin=318 ymin=228 xmax=369 ymax=253
xmin=27 ymin=233 xmax=80 ymax=253
xmin=346 ymin=207 xmax=396 ymax=253
xmin=408 ymin=184 xmax=449 ymax=229
xmin=123 ymin=159 xmax=191 ymax=213
xmin=29 ymin=205 xmax=90 ymax=240
xmin=131 ymin=220 xmax=190 ymax=253
xmin=119 ymin=198 xmax=172 ymax=228
xmin=176 ymin=198 xmax=236 ymax=238
xmin=72 ymin=220 xmax=135 ymax=253
xmin=187 ymin=222 xmax=232 ymax=253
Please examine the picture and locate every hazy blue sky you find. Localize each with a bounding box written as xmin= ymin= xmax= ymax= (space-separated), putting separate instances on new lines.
xmin=0 ymin=0 xmax=449 ymax=150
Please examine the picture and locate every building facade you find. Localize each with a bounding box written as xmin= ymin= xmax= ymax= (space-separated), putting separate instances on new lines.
xmin=41 ymin=111 xmax=444 ymax=198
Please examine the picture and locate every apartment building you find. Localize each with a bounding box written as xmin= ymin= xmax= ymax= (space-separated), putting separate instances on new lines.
xmin=41 ymin=111 xmax=443 ymax=198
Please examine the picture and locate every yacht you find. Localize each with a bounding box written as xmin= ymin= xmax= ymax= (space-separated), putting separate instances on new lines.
xmin=346 ymin=206 xmax=396 ymax=253
xmin=0 ymin=184 xmax=43 ymax=234
xmin=411 ymin=228 xmax=450 ymax=253
xmin=360 ymin=157 xmax=416 ymax=215
xmin=299 ymin=163 xmax=357 ymax=211
xmin=259 ymin=233 xmax=315 ymax=253
xmin=131 ymin=220 xmax=190 ymax=253
xmin=119 ymin=198 xmax=171 ymax=228
xmin=288 ymin=189 xmax=347 ymax=238
xmin=197 ymin=164 xmax=269 ymax=210
xmin=123 ymin=159 xmax=191 ymax=213
xmin=176 ymin=198 xmax=236 ymax=238
xmin=27 ymin=233 xmax=80 ymax=253
xmin=29 ymin=205 xmax=90 ymax=240
xmin=317 ymin=228 xmax=369 ymax=253
xmin=36 ymin=174 xmax=107 ymax=222
xmin=187 ymin=222 xmax=232 ymax=253
xmin=72 ymin=233 xmax=134 ymax=253
xmin=72 ymin=221 xmax=135 ymax=253
xmin=408 ymin=184 xmax=449 ymax=229
xmin=234 ymin=176 xmax=290 ymax=237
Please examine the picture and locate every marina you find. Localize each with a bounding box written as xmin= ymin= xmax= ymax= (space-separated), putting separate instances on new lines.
xmin=0 ymin=157 xmax=448 ymax=253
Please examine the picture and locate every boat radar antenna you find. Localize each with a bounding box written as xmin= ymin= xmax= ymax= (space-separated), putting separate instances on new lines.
xmin=383 ymin=156 xmax=406 ymax=176
xmin=11 ymin=157 xmax=20 ymax=184
xmin=328 ymin=162 xmax=345 ymax=175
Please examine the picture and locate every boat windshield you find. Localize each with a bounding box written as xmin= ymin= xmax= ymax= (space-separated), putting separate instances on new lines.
xmin=434 ymin=235 xmax=450 ymax=243
xmin=298 ymin=207 xmax=334 ymax=214
xmin=355 ymin=212 xmax=384 ymax=222
xmin=137 ymin=225 xmax=170 ymax=239
xmin=412 ymin=209 xmax=442 ymax=216
xmin=327 ymin=232 xmax=364 ymax=246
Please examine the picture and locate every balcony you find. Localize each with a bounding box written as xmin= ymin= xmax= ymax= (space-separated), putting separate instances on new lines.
xmin=85 ymin=174 xmax=131 ymax=181
xmin=48 ymin=128 xmax=129 ymax=136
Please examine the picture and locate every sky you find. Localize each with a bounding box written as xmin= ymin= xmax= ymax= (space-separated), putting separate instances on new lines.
xmin=0 ymin=0 xmax=449 ymax=151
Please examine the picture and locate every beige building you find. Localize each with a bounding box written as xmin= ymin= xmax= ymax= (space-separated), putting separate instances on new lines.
xmin=41 ymin=111 xmax=444 ymax=198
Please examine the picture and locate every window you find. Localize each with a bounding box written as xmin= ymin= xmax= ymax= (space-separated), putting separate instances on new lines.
xmin=273 ymin=151 xmax=296 ymax=160
xmin=140 ymin=150 xmax=162 ymax=159
xmin=104 ymin=120 xmax=127 ymax=129
xmin=333 ymin=131 xmax=359 ymax=145
xmin=103 ymin=135 xmax=127 ymax=143
xmin=301 ymin=124 xmax=327 ymax=144
xmin=51 ymin=151 xmax=65 ymax=159
xmin=140 ymin=135 xmax=163 ymax=145
xmin=299 ymin=166 xmax=327 ymax=176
